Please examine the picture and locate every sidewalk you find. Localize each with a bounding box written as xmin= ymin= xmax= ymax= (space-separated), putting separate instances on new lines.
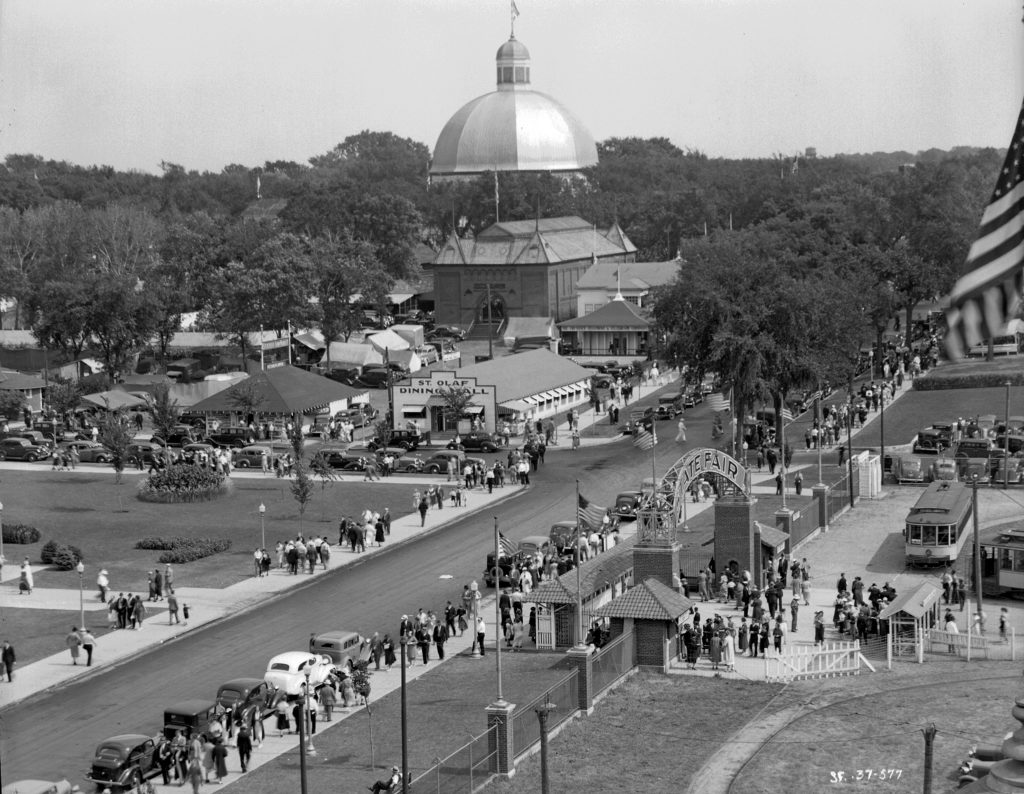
xmin=0 ymin=478 xmax=527 ymax=710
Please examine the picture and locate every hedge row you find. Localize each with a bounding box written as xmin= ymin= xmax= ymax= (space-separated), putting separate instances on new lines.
xmin=41 ymin=539 xmax=83 ymax=571
xmin=913 ymin=371 xmax=1024 ymax=391
xmin=2 ymin=523 xmax=40 ymax=544
xmin=137 ymin=466 xmax=231 ymax=503
xmin=135 ymin=536 xmax=232 ymax=564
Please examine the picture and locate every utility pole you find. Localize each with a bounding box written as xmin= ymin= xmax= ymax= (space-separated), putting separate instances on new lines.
xmin=972 ymin=474 xmax=984 ymax=625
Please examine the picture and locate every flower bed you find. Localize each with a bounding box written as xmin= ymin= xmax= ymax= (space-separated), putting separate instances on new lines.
xmin=134 ymin=536 xmax=232 ymax=564
xmin=136 ymin=466 xmax=232 ymax=503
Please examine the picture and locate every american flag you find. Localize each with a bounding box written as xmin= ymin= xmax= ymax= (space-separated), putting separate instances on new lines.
xmin=498 ymin=532 xmax=518 ymax=558
xmin=781 ymin=407 xmax=794 ymax=423
xmin=706 ymin=391 xmax=730 ymax=412
xmin=634 ymin=425 xmax=657 ymax=450
xmin=946 ymin=96 xmax=1024 ymax=359
xmin=577 ymin=494 xmax=607 ymax=529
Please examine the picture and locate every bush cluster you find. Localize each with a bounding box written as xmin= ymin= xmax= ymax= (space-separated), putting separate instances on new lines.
xmin=134 ymin=536 xmax=231 ymax=564
xmin=913 ymin=371 xmax=1024 ymax=391
xmin=40 ymin=538 xmax=83 ymax=570
xmin=1 ymin=523 xmax=41 ymax=544
xmin=136 ymin=466 xmax=231 ymax=503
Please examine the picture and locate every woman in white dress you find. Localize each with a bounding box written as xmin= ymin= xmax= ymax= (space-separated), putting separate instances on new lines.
xmin=722 ymin=628 xmax=736 ymax=672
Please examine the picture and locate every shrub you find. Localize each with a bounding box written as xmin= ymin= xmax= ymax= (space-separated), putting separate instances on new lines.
xmin=40 ymin=539 xmax=83 ymax=570
xmin=136 ymin=466 xmax=232 ymax=503
xmin=1 ymin=523 xmax=40 ymax=544
xmin=913 ymin=372 xmax=1024 ymax=391
xmin=135 ymin=536 xmax=232 ymax=564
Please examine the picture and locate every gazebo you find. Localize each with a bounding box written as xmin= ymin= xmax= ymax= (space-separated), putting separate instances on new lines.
xmin=877 ymin=581 xmax=943 ymax=663
xmin=557 ymin=299 xmax=651 ymax=357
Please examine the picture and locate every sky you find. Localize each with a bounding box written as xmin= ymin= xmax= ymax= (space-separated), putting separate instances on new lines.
xmin=1 ymin=0 xmax=1022 ymax=174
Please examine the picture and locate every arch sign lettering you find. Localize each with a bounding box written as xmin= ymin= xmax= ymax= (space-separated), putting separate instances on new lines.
xmin=670 ymin=447 xmax=750 ymax=502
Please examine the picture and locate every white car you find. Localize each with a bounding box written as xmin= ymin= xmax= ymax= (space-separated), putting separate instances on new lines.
xmin=264 ymin=652 xmax=335 ymax=696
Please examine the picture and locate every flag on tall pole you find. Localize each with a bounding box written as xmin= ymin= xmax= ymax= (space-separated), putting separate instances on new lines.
xmin=706 ymin=389 xmax=730 ymax=413
xmin=945 ymin=95 xmax=1024 ymax=359
xmin=498 ymin=532 xmax=518 ymax=558
xmin=577 ymin=493 xmax=607 ymax=529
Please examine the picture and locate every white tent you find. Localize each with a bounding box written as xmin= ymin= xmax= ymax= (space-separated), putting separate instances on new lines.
xmin=366 ymin=328 xmax=410 ymax=352
xmin=320 ymin=342 xmax=383 ymax=368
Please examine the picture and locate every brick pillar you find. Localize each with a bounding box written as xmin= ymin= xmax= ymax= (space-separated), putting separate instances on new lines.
xmin=486 ymin=699 xmax=516 ymax=777
xmin=567 ymin=644 xmax=594 ymax=713
xmin=633 ymin=543 xmax=679 ymax=590
xmin=812 ymin=484 xmax=829 ymax=532
xmin=714 ymin=496 xmax=758 ymax=578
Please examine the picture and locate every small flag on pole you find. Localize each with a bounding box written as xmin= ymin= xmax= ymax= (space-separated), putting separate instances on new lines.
xmin=634 ymin=425 xmax=657 ymax=451
xmin=511 ymin=0 xmax=520 ymax=20
xmin=706 ymin=391 xmax=730 ymax=412
xmin=577 ymin=494 xmax=607 ymax=529
xmin=498 ymin=532 xmax=518 ymax=558
xmin=945 ymin=95 xmax=1024 ymax=359
xmin=781 ymin=407 xmax=794 ymax=423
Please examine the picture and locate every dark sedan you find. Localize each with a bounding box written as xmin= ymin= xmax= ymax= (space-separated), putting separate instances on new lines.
xmin=427 ymin=325 xmax=466 ymax=341
xmin=447 ymin=433 xmax=500 ymax=453
xmin=59 ymin=440 xmax=112 ymax=463
xmin=85 ymin=734 xmax=160 ymax=791
xmin=0 ymin=437 xmax=50 ymax=462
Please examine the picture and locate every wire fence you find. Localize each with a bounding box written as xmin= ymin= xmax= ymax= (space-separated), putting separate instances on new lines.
xmin=591 ymin=631 xmax=634 ymax=698
xmin=408 ymin=724 xmax=497 ymax=794
xmin=510 ymin=670 xmax=579 ymax=760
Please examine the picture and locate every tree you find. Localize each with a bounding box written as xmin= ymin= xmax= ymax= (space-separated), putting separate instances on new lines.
xmin=308 ymin=450 xmax=338 ymax=521
xmin=84 ymin=273 xmax=161 ymax=379
xmin=98 ymin=408 xmax=133 ymax=485
xmin=437 ymin=384 xmax=475 ymax=430
xmin=44 ymin=377 xmax=84 ymax=427
xmin=0 ymin=390 xmax=25 ymax=420
xmin=290 ymin=462 xmax=314 ymax=530
xmin=148 ymin=383 xmax=182 ymax=441
xmin=227 ymin=380 xmax=266 ymax=425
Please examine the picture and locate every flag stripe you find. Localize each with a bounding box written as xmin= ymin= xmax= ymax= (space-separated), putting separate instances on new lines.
xmin=577 ymin=494 xmax=607 ymax=528
xmin=498 ymin=532 xmax=518 ymax=558
xmin=947 ymin=96 xmax=1024 ymax=360
xmin=706 ymin=393 xmax=729 ymax=412
xmin=634 ymin=427 xmax=657 ymax=450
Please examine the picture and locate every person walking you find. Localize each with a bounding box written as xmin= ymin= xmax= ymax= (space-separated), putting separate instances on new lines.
xmin=418 ymin=496 xmax=429 ymax=527
xmin=1 ymin=640 xmax=15 ymax=681
xmin=65 ymin=627 xmax=82 ymax=665
xmin=433 ymin=621 xmax=448 ymax=660
xmin=19 ymin=558 xmax=33 ymax=594
xmin=675 ymin=417 xmax=687 ymax=444
xmin=790 ymin=598 xmax=800 ymax=632
xmin=167 ymin=590 xmax=181 ymax=624
xmin=80 ymin=628 xmax=96 ymax=666
xmin=235 ymin=724 xmax=253 ymax=773
xmin=97 ymin=569 xmax=110 ymax=602
xmin=475 ymin=615 xmax=487 ymax=656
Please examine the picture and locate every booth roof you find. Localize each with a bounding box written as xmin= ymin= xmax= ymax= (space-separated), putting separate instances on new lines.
xmin=190 ymin=365 xmax=366 ymax=414
xmin=81 ymin=390 xmax=149 ymax=410
xmin=877 ymin=581 xmax=943 ymax=621
xmin=558 ymin=299 xmax=651 ymax=329
xmin=594 ymin=577 xmax=694 ymax=621
xmin=456 ymin=348 xmax=592 ymax=402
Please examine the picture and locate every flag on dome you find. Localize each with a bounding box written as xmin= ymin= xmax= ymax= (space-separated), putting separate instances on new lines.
xmin=577 ymin=493 xmax=607 ymax=529
xmin=945 ymin=95 xmax=1024 ymax=359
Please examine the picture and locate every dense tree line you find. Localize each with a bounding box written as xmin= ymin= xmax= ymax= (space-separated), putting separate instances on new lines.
xmin=0 ymin=131 xmax=1003 ymax=385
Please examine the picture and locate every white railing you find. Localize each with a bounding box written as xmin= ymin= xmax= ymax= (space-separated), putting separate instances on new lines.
xmin=764 ymin=641 xmax=871 ymax=682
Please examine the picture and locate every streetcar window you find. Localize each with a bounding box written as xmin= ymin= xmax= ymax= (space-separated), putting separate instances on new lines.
xmin=1002 ymin=549 xmax=1013 ymax=570
xmin=1015 ymin=551 xmax=1024 ymax=572
xmin=935 ymin=526 xmax=948 ymax=546
xmin=908 ymin=525 xmax=922 ymax=544
xmin=922 ymin=525 xmax=937 ymax=545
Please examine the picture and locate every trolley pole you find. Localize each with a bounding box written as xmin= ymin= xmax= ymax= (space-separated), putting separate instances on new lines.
xmin=972 ymin=474 xmax=984 ymax=625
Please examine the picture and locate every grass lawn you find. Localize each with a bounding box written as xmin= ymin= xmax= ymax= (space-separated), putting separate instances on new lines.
xmin=0 ymin=607 xmax=120 ymax=667
xmin=730 ymin=663 xmax=1023 ymax=794
xmin=0 ymin=469 xmax=416 ymax=664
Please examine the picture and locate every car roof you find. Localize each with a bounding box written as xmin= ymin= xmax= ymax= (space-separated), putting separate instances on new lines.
xmin=217 ymin=677 xmax=265 ymax=690
xmin=165 ymin=699 xmax=217 ymax=714
xmin=98 ymin=734 xmax=153 ymax=748
xmin=267 ymin=651 xmax=318 ymax=664
xmin=311 ymin=630 xmax=361 ymax=641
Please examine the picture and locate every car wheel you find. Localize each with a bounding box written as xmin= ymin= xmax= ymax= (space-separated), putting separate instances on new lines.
xmin=237 ymin=460 xmax=250 ymax=468
xmin=26 ymin=453 xmax=36 ymax=462
xmin=426 ymin=464 xmax=440 ymax=474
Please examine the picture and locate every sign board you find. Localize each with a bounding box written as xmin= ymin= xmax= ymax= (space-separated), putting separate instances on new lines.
xmin=672 ymin=447 xmax=750 ymax=498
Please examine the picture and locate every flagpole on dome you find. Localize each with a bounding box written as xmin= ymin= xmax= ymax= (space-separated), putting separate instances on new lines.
xmin=511 ymin=0 xmax=520 ymax=38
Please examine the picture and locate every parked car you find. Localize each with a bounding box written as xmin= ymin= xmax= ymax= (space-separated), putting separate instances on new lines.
xmin=216 ymin=678 xmax=276 ymax=741
xmin=126 ymin=442 xmax=181 ymax=466
xmin=992 ymin=457 xmax=1024 ymax=484
xmin=318 ymin=447 xmax=371 ymax=471
xmin=415 ymin=345 xmax=440 ymax=365
xmin=263 ymin=652 xmax=335 ymax=697
xmin=955 ymin=439 xmax=995 ymax=482
xmin=204 ymin=427 xmax=254 ymax=449
xmin=679 ymin=387 xmax=702 ymax=408
xmin=447 ymin=433 xmax=499 ymax=453
xmin=335 ymin=405 xmax=378 ymax=428
xmin=483 ymin=550 xmax=527 ymax=587
xmin=163 ymin=699 xmax=223 ymax=741
xmin=378 ymin=448 xmax=426 ymax=473
xmin=10 ymin=430 xmax=54 ymax=451
xmin=150 ymin=425 xmax=198 ymax=447
xmin=324 ymin=367 xmax=361 ymax=386
xmin=427 ymin=325 xmax=466 ymax=341
xmin=656 ymin=395 xmax=683 ymax=419
xmin=85 ymin=734 xmax=160 ymax=791
xmin=355 ymin=367 xmax=391 ymax=389
xmin=34 ymin=420 xmax=89 ymax=443
xmin=913 ymin=429 xmax=951 ymax=455
xmin=58 ymin=440 xmax=112 ymax=463
xmin=422 ymin=449 xmax=466 ymax=474
xmin=309 ymin=630 xmax=366 ymax=669
xmin=978 ymin=414 xmax=999 ymax=437
xmin=179 ymin=413 xmax=217 ymax=431
xmin=995 ymin=434 xmax=1024 ymax=455
xmin=518 ymin=535 xmax=554 ymax=557
xmin=232 ymin=445 xmax=280 ymax=469
xmin=368 ymin=428 xmax=423 ymax=451
xmin=891 ymin=455 xmax=926 ymax=484
xmin=614 ymin=490 xmax=644 ymax=520
xmin=928 ymin=457 xmax=958 ymax=482
xmin=0 ymin=437 xmax=51 ymax=462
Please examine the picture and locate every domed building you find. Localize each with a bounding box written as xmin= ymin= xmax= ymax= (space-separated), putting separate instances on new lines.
xmin=429 ymin=36 xmax=599 ymax=179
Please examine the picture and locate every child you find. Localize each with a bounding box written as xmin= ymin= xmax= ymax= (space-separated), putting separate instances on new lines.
xmin=1000 ymin=607 xmax=1009 ymax=643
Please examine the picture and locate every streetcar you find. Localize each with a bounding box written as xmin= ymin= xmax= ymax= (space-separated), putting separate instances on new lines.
xmin=904 ymin=480 xmax=973 ymax=567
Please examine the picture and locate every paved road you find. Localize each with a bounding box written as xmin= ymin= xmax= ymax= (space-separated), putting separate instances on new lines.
xmin=0 ymin=395 xmax=719 ymax=784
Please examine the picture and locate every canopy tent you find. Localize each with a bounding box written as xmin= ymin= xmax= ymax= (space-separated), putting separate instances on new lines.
xmin=81 ymin=390 xmax=149 ymax=411
xmin=292 ymin=331 xmax=326 ymax=351
xmin=387 ymin=348 xmax=423 ymax=373
xmin=366 ymin=328 xmax=410 ymax=353
xmin=189 ymin=365 xmax=366 ymax=415
xmin=320 ymin=342 xmax=384 ymax=368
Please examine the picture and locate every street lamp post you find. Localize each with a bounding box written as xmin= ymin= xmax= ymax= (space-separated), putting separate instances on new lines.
xmin=399 ymin=634 xmax=409 ymax=794
xmin=303 ymin=667 xmax=316 ymax=756
xmin=76 ymin=560 xmax=85 ymax=631
xmin=0 ymin=500 xmax=5 ymax=568
xmin=297 ymin=672 xmax=309 ymax=794
xmin=258 ymin=503 xmax=266 ymax=552
xmin=469 ymin=580 xmax=482 ymax=659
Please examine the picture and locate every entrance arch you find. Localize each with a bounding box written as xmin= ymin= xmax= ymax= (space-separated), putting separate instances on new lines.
xmin=476 ymin=292 xmax=506 ymax=323
xmin=658 ymin=447 xmax=751 ymax=524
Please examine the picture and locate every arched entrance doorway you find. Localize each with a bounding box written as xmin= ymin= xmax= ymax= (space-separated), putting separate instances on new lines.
xmin=476 ymin=292 xmax=506 ymax=324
